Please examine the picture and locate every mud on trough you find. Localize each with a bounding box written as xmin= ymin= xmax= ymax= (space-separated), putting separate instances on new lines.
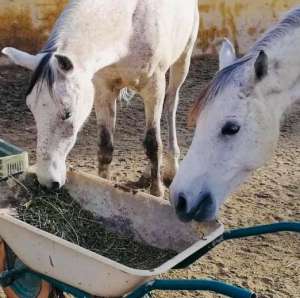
xmin=0 ymin=56 xmax=299 ymax=297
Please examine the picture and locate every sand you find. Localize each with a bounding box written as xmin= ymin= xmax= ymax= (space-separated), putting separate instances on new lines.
xmin=0 ymin=56 xmax=299 ymax=297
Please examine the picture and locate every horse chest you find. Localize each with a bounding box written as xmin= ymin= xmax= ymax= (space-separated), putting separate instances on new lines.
xmin=96 ymin=63 xmax=156 ymax=92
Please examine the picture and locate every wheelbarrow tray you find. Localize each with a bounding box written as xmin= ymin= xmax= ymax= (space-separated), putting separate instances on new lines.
xmin=0 ymin=170 xmax=223 ymax=297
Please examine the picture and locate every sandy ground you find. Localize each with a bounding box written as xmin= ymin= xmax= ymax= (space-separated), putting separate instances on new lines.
xmin=0 ymin=56 xmax=299 ymax=298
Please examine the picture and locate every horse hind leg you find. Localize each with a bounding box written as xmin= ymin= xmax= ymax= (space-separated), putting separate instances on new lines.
xmin=141 ymin=71 xmax=166 ymax=197
xmin=94 ymin=78 xmax=118 ymax=179
xmin=163 ymin=48 xmax=194 ymax=187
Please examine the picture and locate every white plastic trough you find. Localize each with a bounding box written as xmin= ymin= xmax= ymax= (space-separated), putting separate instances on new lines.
xmin=0 ymin=170 xmax=224 ymax=297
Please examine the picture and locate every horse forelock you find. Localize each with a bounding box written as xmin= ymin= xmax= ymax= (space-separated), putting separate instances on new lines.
xmin=26 ymin=52 xmax=55 ymax=97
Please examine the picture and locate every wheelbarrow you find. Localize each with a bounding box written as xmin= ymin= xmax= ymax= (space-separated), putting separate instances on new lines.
xmin=0 ymin=169 xmax=299 ymax=298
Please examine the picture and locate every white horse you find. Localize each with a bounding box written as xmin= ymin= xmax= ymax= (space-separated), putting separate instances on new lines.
xmin=171 ymin=7 xmax=300 ymax=222
xmin=2 ymin=0 xmax=199 ymax=196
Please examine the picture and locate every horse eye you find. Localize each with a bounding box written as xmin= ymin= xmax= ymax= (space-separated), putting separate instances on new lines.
xmin=221 ymin=121 xmax=240 ymax=136
xmin=62 ymin=111 xmax=72 ymax=121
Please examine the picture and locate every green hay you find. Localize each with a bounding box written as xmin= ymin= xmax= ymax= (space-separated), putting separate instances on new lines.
xmin=15 ymin=178 xmax=176 ymax=270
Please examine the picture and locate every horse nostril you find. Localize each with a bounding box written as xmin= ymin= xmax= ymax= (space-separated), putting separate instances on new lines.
xmin=176 ymin=193 xmax=187 ymax=213
xmin=175 ymin=193 xmax=193 ymax=222
xmin=193 ymin=191 xmax=216 ymax=222
xmin=198 ymin=192 xmax=213 ymax=208
xmin=51 ymin=181 xmax=60 ymax=191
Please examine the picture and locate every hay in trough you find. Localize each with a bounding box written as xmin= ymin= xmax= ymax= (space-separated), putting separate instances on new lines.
xmin=13 ymin=176 xmax=176 ymax=270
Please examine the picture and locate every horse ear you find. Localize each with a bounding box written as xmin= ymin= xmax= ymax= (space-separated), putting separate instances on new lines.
xmin=55 ymin=55 xmax=74 ymax=73
xmin=254 ymin=50 xmax=268 ymax=81
xmin=218 ymin=38 xmax=236 ymax=70
xmin=2 ymin=47 xmax=43 ymax=70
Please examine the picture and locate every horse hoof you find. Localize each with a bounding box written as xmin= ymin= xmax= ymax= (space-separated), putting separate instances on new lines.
xmin=98 ymin=169 xmax=111 ymax=180
xmin=136 ymin=175 xmax=151 ymax=188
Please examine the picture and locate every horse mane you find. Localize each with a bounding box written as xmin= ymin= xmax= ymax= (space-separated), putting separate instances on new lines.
xmin=189 ymin=6 xmax=300 ymax=125
xmin=188 ymin=56 xmax=251 ymax=126
xmin=189 ymin=83 xmax=211 ymax=127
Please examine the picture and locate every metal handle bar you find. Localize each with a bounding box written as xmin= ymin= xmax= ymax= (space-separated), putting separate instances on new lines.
xmin=174 ymin=221 xmax=300 ymax=269
xmin=223 ymin=221 xmax=300 ymax=240
xmin=126 ymin=279 xmax=256 ymax=298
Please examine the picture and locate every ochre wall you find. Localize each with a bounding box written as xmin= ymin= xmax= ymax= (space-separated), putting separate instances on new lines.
xmin=0 ymin=0 xmax=299 ymax=54
xmin=197 ymin=0 xmax=300 ymax=54
xmin=0 ymin=0 xmax=67 ymax=52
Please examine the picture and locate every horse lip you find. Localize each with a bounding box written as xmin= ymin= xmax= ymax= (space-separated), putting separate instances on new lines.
xmin=192 ymin=195 xmax=216 ymax=222
xmin=193 ymin=203 xmax=216 ymax=222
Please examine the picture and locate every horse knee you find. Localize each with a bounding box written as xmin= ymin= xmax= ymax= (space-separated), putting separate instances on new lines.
xmin=98 ymin=125 xmax=114 ymax=165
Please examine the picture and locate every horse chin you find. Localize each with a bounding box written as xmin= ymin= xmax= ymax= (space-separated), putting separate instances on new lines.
xmin=193 ymin=209 xmax=217 ymax=223
xmin=37 ymin=176 xmax=66 ymax=190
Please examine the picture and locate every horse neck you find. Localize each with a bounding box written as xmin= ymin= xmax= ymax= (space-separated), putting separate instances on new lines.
xmin=57 ymin=42 xmax=124 ymax=75
xmin=260 ymin=28 xmax=300 ymax=119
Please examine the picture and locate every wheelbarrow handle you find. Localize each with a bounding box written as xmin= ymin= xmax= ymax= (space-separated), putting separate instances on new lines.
xmin=223 ymin=221 xmax=300 ymax=240
xmin=174 ymin=221 xmax=300 ymax=269
xmin=126 ymin=279 xmax=256 ymax=298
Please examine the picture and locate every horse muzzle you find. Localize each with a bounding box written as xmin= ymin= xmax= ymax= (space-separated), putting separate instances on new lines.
xmin=175 ymin=191 xmax=217 ymax=223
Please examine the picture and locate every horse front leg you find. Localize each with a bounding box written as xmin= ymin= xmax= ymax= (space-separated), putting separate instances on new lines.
xmin=163 ymin=47 xmax=193 ymax=186
xmin=141 ymin=72 xmax=166 ymax=197
xmin=94 ymin=79 xmax=118 ymax=179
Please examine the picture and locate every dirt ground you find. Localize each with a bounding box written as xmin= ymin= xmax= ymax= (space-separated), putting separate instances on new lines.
xmin=0 ymin=56 xmax=299 ymax=298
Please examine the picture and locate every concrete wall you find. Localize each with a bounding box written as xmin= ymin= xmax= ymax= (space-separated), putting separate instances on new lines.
xmin=0 ymin=0 xmax=299 ymax=54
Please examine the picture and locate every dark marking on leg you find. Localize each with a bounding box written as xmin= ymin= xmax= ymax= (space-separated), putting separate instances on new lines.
xmin=98 ymin=125 xmax=114 ymax=165
xmin=144 ymin=127 xmax=161 ymax=180
xmin=163 ymin=177 xmax=173 ymax=187
xmin=143 ymin=128 xmax=158 ymax=164
xmin=143 ymin=127 xmax=164 ymax=196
